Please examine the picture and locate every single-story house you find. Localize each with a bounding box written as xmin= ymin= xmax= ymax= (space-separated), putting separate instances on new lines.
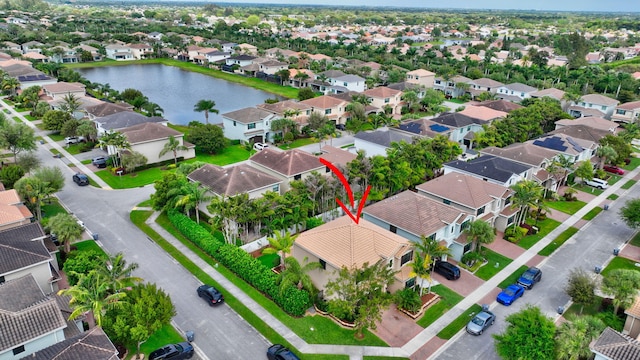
xmin=119 ymin=122 xmax=195 ymax=165
xmin=249 ymin=148 xmax=326 ymax=192
xmin=187 ymin=163 xmax=282 ymax=199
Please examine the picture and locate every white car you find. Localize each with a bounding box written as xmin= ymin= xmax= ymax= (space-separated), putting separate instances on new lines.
xmin=584 ymin=178 xmax=609 ymax=189
xmin=64 ymin=136 xmax=85 ymax=145
xmin=253 ymin=142 xmax=269 ymax=151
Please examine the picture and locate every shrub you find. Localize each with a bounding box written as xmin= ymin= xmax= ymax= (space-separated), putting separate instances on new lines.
xmin=0 ymin=165 xmax=25 ymax=189
xmin=395 ymin=288 xmax=422 ymax=314
xmin=504 ymin=226 xmax=528 ymax=243
xmin=305 ymin=217 xmax=325 ymax=230
xmin=519 ymin=223 xmax=537 ymax=235
xmin=461 ymin=251 xmax=484 ymax=267
xmin=63 ymin=250 xmax=106 ymax=285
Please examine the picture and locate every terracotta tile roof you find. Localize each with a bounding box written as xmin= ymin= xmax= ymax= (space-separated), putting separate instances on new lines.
xmin=319 ymin=146 xmax=357 ymax=168
xmin=29 ymin=327 xmax=119 ymax=360
xmin=250 ymin=148 xmax=324 ymax=177
xmin=294 ymin=216 xmax=410 ymax=269
xmin=530 ymin=88 xmax=565 ymax=100
xmin=458 ymin=106 xmax=507 ymax=121
xmin=407 ymin=69 xmax=435 ymax=76
xmin=555 ymin=117 xmax=619 ymax=132
xmin=0 ymin=188 xmax=21 ymax=205
xmin=625 ymin=296 xmax=640 ymax=318
xmin=363 ymin=86 xmax=401 ymax=98
xmin=616 ymin=100 xmax=640 ymax=110
xmin=0 ymin=223 xmax=49 ymax=275
xmin=590 ymin=327 xmax=640 ymax=360
xmin=300 ymin=95 xmax=346 ymax=109
xmin=119 ymin=122 xmax=184 ymax=144
xmin=188 ymin=163 xmax=281 ymax=196
xmin=481 ymin=143 xmax=560 ymax=167
xmin=363 ymin=190 xmax=468 ymax=237
xmin=0 ymin=275 xmax=67 ymax=353
xmin=417 ymin=172 xmax=511 ymax=209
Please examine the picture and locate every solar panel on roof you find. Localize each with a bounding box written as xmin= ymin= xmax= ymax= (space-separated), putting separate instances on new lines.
xmin=36 ymin=74 xmax=48 ymax=80
xmin=17 ymin=76 xmax=26 ymax=81
xmin=534 ymin=137 xmax=568 ymax=152
xmin=429 ymin=124 xmax=450 ymax=133
xmin=566 ymin=137 xmax=584 ymax=152
xmin=399 ymin=122 xmax=422 ymax=134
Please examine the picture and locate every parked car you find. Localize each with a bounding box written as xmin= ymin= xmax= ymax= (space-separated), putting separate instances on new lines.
xmin=92 ymin=156 xmax=107 ymax=168
xmin=149 ymin=342 xmax=194 ymax=360
xmin=603 ymin=165 xmax=625 ymax=175
xmin=497 ymin=284 xmax=525 ymax=306
xmin=253 ymin=142 xmax=269 ymax=151
xmin=72 ymin=173 xmax=89 ymax=186
xmin=267 ymin=344 xmax=300 ymax=360
xmin=584 ymin=178 xmax=609 ymax=189
xmin=517 ymin=267 xmax=542 ymax=290
xmin=433 ymin=260 xmax=461 ymax=280
xmin=466 ymin=310 xmax=496 ymax=335
xmin=197 ymin=284 xmax=224 ymax=306
xmin=64 ymin=136 xmax=85 ymax=145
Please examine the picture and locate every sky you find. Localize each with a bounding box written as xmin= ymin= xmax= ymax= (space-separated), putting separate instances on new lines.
xmin=212 ymin=0 xmax=640 ymax=12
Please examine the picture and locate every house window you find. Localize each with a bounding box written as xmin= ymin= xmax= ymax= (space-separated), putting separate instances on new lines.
xmin=616 ymin=109 xmax=625 ymax=115
xmin=477 ymin=206 xmax=485 ymax=216
xmin=505 ymin=197 xmax=511 ymax=206
xmin=343 ymin=82 xmax=348 ymax=86
xmin=443 ymin=199 xmax=451 ymax=205
xmin=13 ymin=346 xmax=25 ymax=355
xmin=429 ymin=233 xmax=436 ymax=241
xmin=384 ymin=98 xmax=390 ymax=103
xmin=248 ymin=123 xmax=256 ymax=130
xmin=459 ymin=128 xmax=463 ymax=133
xmin=520 ymin=92 xmax=525 ymax=97
xmin=319 ymin=259 xmax=326 ymax=270
xmin=601 ymin=106 xmax=606 ymax=111
xmin=325 ymin=166 xmax=330 ymax=173
xmin=272 ymin=185 xmax=279 ymax=192
xmin=389 ymin=225 xmax=397 ymax=233
xmin=467 ymin=126 xmax=471 ymax=131
xmin=463 ymin=242 xmax=472 ymax=254
xmin=400 ymin=251 xmax=413 ymax=266
xmin=435 ymin=80 xmax=441 ymax=84
xmin=0 ymin=275 xmax=4 ymax=283
xmin=325 ymin=109 xmax=332 ymax=115
xmin=507 ymin=216 xmax=514 ymax=225
xmin=294 ymin=174 xmax=302 ymax=181
xmin=388 ymin=259 xmax=393 ymax=268
xmin=405 ymin=277 xmax=416 ymax=288
xmin=461 ymin=220 xmax=470 ymax=230
xmin=233 ymin=121 xmax=237 ymax=126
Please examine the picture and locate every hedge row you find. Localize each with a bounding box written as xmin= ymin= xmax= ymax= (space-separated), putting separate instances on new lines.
xmin=167 ymin=210 xmax=311 ymax=316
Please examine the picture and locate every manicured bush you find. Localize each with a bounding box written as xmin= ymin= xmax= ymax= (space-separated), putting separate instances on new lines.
xmin=305 ymin=217 xmax=325 ymax=230
xmin=63 ymin=250 xmax=106 ymax=285
xmin=395 ymin=288 xmax=422 ymax=314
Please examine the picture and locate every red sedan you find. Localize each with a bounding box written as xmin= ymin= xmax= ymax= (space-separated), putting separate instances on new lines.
xmin=603 ymin=165 xmax=625 ymax=175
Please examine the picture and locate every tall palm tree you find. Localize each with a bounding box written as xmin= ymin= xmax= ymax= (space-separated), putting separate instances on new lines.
xmin=510 ymin=180 xmax=544 ymax=227
xmin=193 ymin=99 xmax=219 ymax=124
xmin=58 ymin=271 xmax=126 ymax=328
xmin=277 ymin=256 xmax=322 ymax=295
xmin=59 ymin=93 xmax=82 ymax=115
xmin=262 ymin=231 xmax=298 ymax=270
xmin=548 ymin=156 xmax=575 ymax=187
xmin=413 ymin=235 xmax=452 ymax=294
xmin=175 ymin=181 xmax=211 ymax=224
xmin=98 ymin=132 xmax=130 ymax=168
xmin=409 ymin=250 xmax=431 ymax=296
xmin=1 ymin=76 xmax=20 ymax=97
xmin=464 ymin=220 xmax=496 ymax=253
xmin=159 ymin=136 xmax=188 ymax=165
xmin=143 ymin=102 xmax=164 ymax=117
xmin=47 ymin=213 xmax=84 ymax=253
xmin=595 ymin=145 xmax=617 ymax=169
xmin=97 ymin=252 xmax=143 ymax=292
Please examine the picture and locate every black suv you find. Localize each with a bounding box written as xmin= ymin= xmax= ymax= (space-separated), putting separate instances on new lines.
xmin=267 ymin=344 xmax=300 ymax=360
xmin=92 ymin=156 xmax=107 ymax=168
xmin=197 ymin=284 xmax=224 ymax=306
xmin=434 ymin=260 xmax=461 ymax=280
xmin=72 ymin=173 xmax=89 ymax=186
xmin=517 ymin=267 xmax=542 ymax=289
xmin=149 ymin=342 xmax=193 ymax=360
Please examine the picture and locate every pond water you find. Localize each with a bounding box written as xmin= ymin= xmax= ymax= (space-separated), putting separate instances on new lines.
xmin=77 ymin=64 xmax=277 ymax=125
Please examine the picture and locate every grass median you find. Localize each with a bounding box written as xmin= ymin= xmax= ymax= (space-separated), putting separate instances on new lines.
xmin=538 ymin=227 xmax=579 ymax=256
xmin=436 ymin=304 xmax=482 ymax=340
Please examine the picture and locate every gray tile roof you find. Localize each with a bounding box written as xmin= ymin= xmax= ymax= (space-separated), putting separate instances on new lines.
xmin=250 ymin=148 xmax=324 ymax=177
xmin=0 ymin=223 xmax=49 ymax=275
xmin=431 ymin=112 xmax=485 ymax=127
xmin=444 ymin=155 xmax=531 ymax=183
xmin=119 ymin=122 xmax=183 ymax=144
xmin=221 ymin=107 xmax=273 ymax=124
xmin=0 ymin=275 xmax=67 ymax=353
xmin=29 ymin=327 xmax=119 ymax=360
xmin=590 ymin=327 xmax=640 ymax=360
xmin=502 ymin=82 xmax=537 ymax=93
xmin=477 ymin=99 xmax=524 ymax=112
xmin=549 ymin=124 xmax=610 ymax=143
xmin=85 ymin=102 xmax=132 ymax=118
xmin=95 ymin=112 xmax=165 ymax=131
xmin=188 ymin=163 xmax=281 ymax=196
xmin=354 ymin=129 xmax=416 ymax=148
xmin=481 ymin=143 xmax=560 ymax=167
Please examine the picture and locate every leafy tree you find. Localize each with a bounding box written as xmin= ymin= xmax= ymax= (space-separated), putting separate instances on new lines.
xmin=47 ymin=213 xmax=83 ymax=253
xmin=401 ymin=90 xmax=420 ymax=113
xmin=59 ymin=270 xmax=126 ymax=328
xmin=277 ymin=256 xmax=321 ymax=296
xmin=97 ymin=132 xmax=130 ymax=168
xmin=62 ymin=250 xmax=106 ymax=286
xmin=601 ymin=269 xmax=640 ymax=314
xmin=119 ymin=88 xmax=145 ymax=103
xmin=151 ymin=172 xmax=189 ymax=211
xmin=555 ymin=315 xmax=605 ymax=360
xmin=16 ymin=151 xmax=40 ymax=174
xmin=193 ymin=99 xmax=219 ymax=124
xmin=600 ymin=134 xmax=632 ymax=165
xmin=42 ymin=109 xmax=72 ymax=131
xmin=465 ymin=219 xmax=495 ymax=253
xmin=103 ymin=283 xmax=175 ymax=357
xmin=325 ymin=260 xmax=397 ymax=339
xmin=159 ymin=135 xmax=188 ymax=165
xmin=76 ymin=120 xmax=98 ymax=142
xmin=620 ymin=198 xmax=640 ymax=229
xmin=185 ymin=123 xmax=226 ymax=154
xmin=120 ymin=151 xmax=147 ymax=174
xmin=60 ymin=118 xmax=82 ymax=138
xmin=493 ymin=305 xmax=556 ymax=360
xmin=33 ymin=101 xmax=51 ymax=118
xmin=0 ymin=165 xmax=24 ymax=189
xmin=262 ymin=231 xmax=297 ymax=270
xmin=565 ymin=268 xmax=597 ymax=314
xmin=574 ymin=161 xmax=594 ymax=183
xmin=298 ymin=87 xmax=315 ymax=101
xmin=0 ymin=122 xmax=36 ymax=163
xmin=595 ymin=145 xmax=617 ymax=169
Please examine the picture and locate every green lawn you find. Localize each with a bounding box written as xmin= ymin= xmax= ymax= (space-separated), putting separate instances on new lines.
xmin=623 ymin=156 xmax=640 ymax=171
xmin=475 ymin=249 xmax=513 ymax=281
xmin=41 ymin=198 xmax=68 ymax=220
xmin=572 ymin=183 xmax=605 ymax=196
xmin=23 ymin=114 xmax=37 ymax=121
xmin=94 ymin=167 xmax=166 ymax=189
xmin=278 ymin=137 xmax=318 ymax=150
xmin=436 ymin=304 xmax=482 ymax=340
xmin=630 ymin=232 xmax=640 ymax=247
xmin=544 ymin=199 xmax=587 ymax=214
xmin=258 ymin=253 xmax=280 ymax=268
xmin=607 ymin=194 xmax=619 ymax=200
xmin=49 ymin=133 xmax=64 ymax=141
xmin=416 ymin=285 xmax=464 ymax=328
xmin=73 ymin=240 xmax=107 ymax=256
xmin=498 ymin=265 xmax=529 ymax=289
xmin=133 ymin=323 xmax=185 ymax=358
xmin=137 ymin=199 xmax=153 ymax=207
xmin=538 ymin=227 xmax=579 ymax=256
xmin=607 ymin=174 xmax=624 ymax=185
xmin=518 ymin=218 xmax=561 ymax=249
xmin=621 ymin=180 xmax=637 ymax=189
xmin=602 ymin=257 xmax=640 ymax=276
xmin=189 ymin=145 xmax=252 ymax=166
xmin=582 ymin=207 xmax=603 ymax=220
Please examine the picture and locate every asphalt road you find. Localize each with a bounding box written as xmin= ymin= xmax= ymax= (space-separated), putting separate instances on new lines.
xmin=433 ymin=184 xmax=639 ymax=360
xmin=35 ymin=144 xmax=270 ymax=360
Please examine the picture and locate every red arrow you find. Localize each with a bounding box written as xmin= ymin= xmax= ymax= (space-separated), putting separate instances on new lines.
xmin=320 ymin=158 xmax=371 ymax=224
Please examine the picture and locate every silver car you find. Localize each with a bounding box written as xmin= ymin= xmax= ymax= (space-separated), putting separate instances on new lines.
xmin=466 ymin=310 xmax=496 ymax=335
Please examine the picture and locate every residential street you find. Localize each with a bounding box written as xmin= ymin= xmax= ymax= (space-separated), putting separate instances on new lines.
xmin=432 ymin=182 xmax=640 ymax=360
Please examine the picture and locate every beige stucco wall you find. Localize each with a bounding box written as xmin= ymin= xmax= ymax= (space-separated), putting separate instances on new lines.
xmin=130 ymin=138 xmax=195 ymax=165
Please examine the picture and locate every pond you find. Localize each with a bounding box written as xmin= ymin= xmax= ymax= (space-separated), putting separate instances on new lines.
xmin=77 ymin=64 xmax=277 ymax=125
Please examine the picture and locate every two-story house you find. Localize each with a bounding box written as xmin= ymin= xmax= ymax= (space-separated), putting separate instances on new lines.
xmin=476 ymin=99 xmax=524 ymax=113
xmin=433 ymin=75 xmax=472 ymax=98
xmin=611 ymin=100 xmax=640 ymax=123
xmin=255 ymin=100 xmax=311 ymax=132
xmin=258 ymin=60 xmax=288 ymax=75
xmin=127 ymin=43 xmax=153 ymax=60
xmin=405 ymin=69 xmax=435 ymax=88
xmin=225 ymin=55 xmax=256 ymax=69
xmin=530 ymin=132 xmax=597 ymax=163
xmin=84 ymin=102 xmax=132 ymax=121
xmin=104 ymin=44 xmax=133 ymax=61
xmin=329 ymin=74 xmax=366 ymax=93
xmin=94 ymin=111 xmax=167 ymax=137
xmin=467 ymin=77 xmax=504 ymax=98
xmin=221 ymin=107 xmax=277 ymax=144
xmin=429 ymin=112 xmax=488 ymax=149
xmin=570 ymin=94 xmax=620 ymax=119
xmin=300 ymin=95 xmax=349 ymax=126
xmin=458 ymin=105 xmax=507 ymax=123
xmin=362 ymin=190 xmax=474 ymax=261
xmin=495 ymin=82 xmax=538 ymax=102
xmin=555 ymin=117 xmax=619 ymax=133
xmin=249 ymin=148 xmax=326 ymax=192
xmin=444 ymin=154 xmax=533 ymax=187
xmin=292 ymin=216 xmax=415 ymax=295
xmin=188 ymin=163 xmax=282 ymax=200
xmin=363 ymin=86 xmax=403 ymax=115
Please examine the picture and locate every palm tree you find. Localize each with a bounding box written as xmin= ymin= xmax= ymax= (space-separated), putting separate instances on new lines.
xmin=98 ymin=132 xmax=130 ymax=168
xmin=262 ymin=231 xmax=297 ymax=270
xmin=143 ymin=102 xmax=164 ymax=117
xmin=1 ymin=76 xmax=20 ymax=96
xmin=555 ymin=316 xmax=605 ymax=360
xmin=413 ymin=235 xmax=452 ymax=294
xmin=97 ymin=252 xmax=143 ymax=292
xmin=159 ymin=136 xmax=188 ymax=165
xmin=464 ymin=220 xmax=495 ymax=253
xmin=595 ymin=145 xmax=617 ymax=169
xmin=58 ymin=271 xmax=126 ymax=328
xmin=408 ymin=251 xmax=431 ymax=296
xmin=59 ymin=93 xmax=82 ymax=114
xmin=548 ymin=156 xmax=575 ymax=187
xmin=175 ymin=181 xmax=211 ymax=224
xmin=47 ymin=213 xmax=84 ymax=253
xmin=277 ymin=256 xmax=322 ymax=295
xmin=193 ymin=99 xmax=219 ymax=124
xmin=510 ymin=180 xmax=544 ymax=227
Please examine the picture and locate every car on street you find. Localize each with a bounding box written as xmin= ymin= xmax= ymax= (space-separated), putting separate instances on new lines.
xmin=72 ymin=173 xmax=89 ymax=186
xmin=433 ymin=260 xmax=461 ymax=280
xmin=497 ymin=284 xmax=525 ymax=306
xmin=149 ymin=342 xmax=194 ymax=360
xmin=64 ymin=136 xmax=85 ymax=145
xmin=92 ymin=156 xmax=107 ymax=168
xmin=267 ymin=344 xmax=300 ymax=360
xmin=517 ymin=267 xmax=542 ymax=289
xmin=197 ymin=284 xmax=224 ymax=306
xmin=253 ymin=142 xmax=269 ymax=151
xmin=584 ymin=178 xmax=609 ymax=189
xmin=466 ymin=310 xmax=496 ymax=335
xmin=603 ymin=165 xmax=625 ymax=175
